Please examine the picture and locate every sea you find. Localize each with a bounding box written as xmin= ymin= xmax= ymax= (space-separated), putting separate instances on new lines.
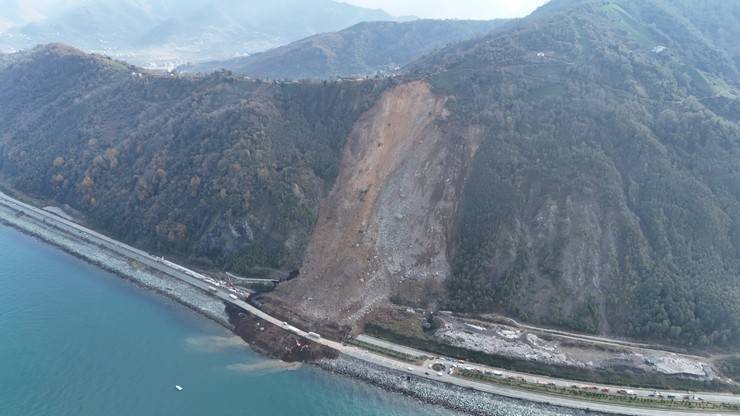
xmin=0 ymin=223 xmax=565 ymax=416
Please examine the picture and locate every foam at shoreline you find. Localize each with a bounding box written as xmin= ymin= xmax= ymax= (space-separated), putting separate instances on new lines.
xmin=0 ymin=203 xmax=230 ymax=326
xmin=0 ymin=200 xmax=610 ymax=416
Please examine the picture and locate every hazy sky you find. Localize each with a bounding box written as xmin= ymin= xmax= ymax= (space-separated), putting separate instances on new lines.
xmin=341 ymin=0 xmax=550 ymax=20
xmin=0 ymin=0 xmax=552 ymax=29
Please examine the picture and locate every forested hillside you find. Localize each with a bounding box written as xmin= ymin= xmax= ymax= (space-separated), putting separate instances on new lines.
xmin=0 ymin=44 xmax=391 ymax=276
xmin=667 ymin=0 xmax=740 ymax=74
xmin=2 ymin=0 xmax=740 ymax=349
xmin=415 ymin=0 xmax=740 ymax=347
xmin=179 ymin=19 xmax=505 ymax=79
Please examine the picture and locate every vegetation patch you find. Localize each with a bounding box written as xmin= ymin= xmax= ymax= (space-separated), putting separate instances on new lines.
xmin=718 ymin=356 xmax=740 ymax=380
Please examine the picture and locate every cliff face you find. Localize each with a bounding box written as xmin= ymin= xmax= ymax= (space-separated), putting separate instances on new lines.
xmin=265 ymin=81 xmax=479 ymax=325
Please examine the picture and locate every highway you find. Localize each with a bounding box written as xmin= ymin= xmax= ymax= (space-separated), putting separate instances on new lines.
xmin=356 ymin=334 xmax=430 ymax=358
xmin=1 ymin=190 xmax=738 ymax=416
xmin=430 ymin=321 xmax=740 ymax=406
xmin=359 ymin=333 xmax=740 ymax=409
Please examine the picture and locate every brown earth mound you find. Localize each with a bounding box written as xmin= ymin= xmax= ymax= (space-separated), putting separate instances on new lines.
xmin=227 ymin=304 xmax=338 ymax=362
xmin=261 ymin=80 xmax=480 ymax=328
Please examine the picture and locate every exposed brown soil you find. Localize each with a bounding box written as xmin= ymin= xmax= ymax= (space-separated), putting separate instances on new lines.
xmin=251 ymin=296 xmax=354 ymax=340
xmin=261 ymin=80 xmax=481 ymax=328
xmin=226 ymin=304 xmax=338 ymax=362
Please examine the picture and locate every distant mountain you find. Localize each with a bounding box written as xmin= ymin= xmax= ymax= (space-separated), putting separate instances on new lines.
xmin=179 ymin=19 xmax=506 ymax=79
xmin=0 ymin=0 xmax=396 ymax=68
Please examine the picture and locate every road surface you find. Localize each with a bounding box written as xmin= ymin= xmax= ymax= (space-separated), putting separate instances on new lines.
xmin=358 ymin=326 xmax=740 ymax=407
xmin=356 ymin=334 xmax=430 ymax=358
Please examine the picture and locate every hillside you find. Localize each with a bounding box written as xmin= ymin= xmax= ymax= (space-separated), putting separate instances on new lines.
xmin=0 ymin=0 xmax=396 ymax=68
xmin=667 ymin=0 xmax=740 ymax=74
xmin=0 ymin=44 xmax=391 ymax=277
xmin=266 ymin=0 xmax=740 ymax=348
xmin=417 ymin=0 xmax=740 ymax=346
xmin=1 ymin=0 xmax=740 ymax=349
xmin=179 ymin=19 xmax=506 ymax=80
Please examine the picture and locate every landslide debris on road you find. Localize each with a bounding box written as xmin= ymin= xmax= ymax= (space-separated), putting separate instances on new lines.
xmin=262 ymin=80 xmax=480 ymax=327
xmin=227 ymin=304 xmax=338 ymax=362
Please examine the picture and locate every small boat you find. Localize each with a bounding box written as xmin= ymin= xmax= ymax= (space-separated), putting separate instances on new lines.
xmin=175 ymin=385 xmax=183 ymax=391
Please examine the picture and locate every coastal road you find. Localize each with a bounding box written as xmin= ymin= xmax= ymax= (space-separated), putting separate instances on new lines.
xmin=356 ymin=334 xmax=430 ymax=358
xmin=326 ymin=341 xmax=740 ymax=416
xmin=1 ymin=191 xmax=738 ymax=416
xmin=357 ymin=332 xmax=740 ymax=410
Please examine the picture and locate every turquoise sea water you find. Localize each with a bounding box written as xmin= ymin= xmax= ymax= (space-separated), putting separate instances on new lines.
xmin=0 ymin=224 xmax=462 ymax=416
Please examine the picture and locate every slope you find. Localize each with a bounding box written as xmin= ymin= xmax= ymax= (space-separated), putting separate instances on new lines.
xmin=262 ymin=0 xmax=740 ymax=348
xmin=0 ymin=44 xmax=391 ymax=278
xmin=417 ymin=0 xmax=740 ymax=346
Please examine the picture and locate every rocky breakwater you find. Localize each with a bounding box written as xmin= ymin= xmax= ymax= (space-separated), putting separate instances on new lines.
xmin=319 ymin=356 xmax=608 ymax=416
xmin=0 ymin=199 xmax=230 ymax=326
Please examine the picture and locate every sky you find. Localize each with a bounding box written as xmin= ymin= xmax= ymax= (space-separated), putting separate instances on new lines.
xmin=0 ymin=0 xmax=80 ymax=27
xmin=341 ymin=0 xmax=550 ymax=20
xmin=0 ymin=0 xmax=552 ymax=30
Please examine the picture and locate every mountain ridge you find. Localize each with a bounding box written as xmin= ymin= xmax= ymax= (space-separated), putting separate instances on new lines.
xmin=1 ymin=0 xmax=740 ymax=349
xmin=179 ymin=19 xmax=507 ymax=79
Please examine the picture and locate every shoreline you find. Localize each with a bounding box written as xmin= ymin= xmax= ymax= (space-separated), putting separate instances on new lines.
xmin=2 ymin=196 xmax=734 ymax=416
xmin=0 ymin=205 xmax=231 ymax=328
xmin=0 ymin=198 xmax=611 ymax=416
xmin=317 ymin=355 xmax=609 ymax=416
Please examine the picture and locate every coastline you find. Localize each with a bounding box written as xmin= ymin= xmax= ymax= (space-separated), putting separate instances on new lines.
xmin=0 ymin=203 xmax=231 ymax=327
xmin=2 ymin=196 xmax=731 ymax=416
xmin=0 ymin=197 xmax=611 ymax=416
xmin=317 ymin=355 xmax=609 ymax=416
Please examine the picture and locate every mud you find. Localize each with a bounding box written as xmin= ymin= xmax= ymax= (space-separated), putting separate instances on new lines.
xmin=226 ymin=304 xmax=339 ymax=362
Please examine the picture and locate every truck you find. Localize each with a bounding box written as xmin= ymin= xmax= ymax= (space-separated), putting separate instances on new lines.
xmin=307 ymin=332 xmax=321 ymax=339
